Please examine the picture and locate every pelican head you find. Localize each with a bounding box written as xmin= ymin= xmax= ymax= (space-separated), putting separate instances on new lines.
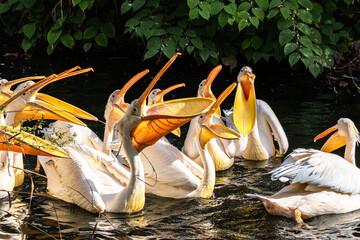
xmin=233 ymin=66 xmax=256 ymax=136
xmin=314 ymin=118 xmax=360 ymax=153
xmin=197 ymin=83 xmax=240 ymax=149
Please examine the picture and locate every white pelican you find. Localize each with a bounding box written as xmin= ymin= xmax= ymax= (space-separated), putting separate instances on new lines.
xmin=229 ymin=66 xmax=288 ymax=160
xmin=247 ymin=118 xmax=360 ymax=226
xmin=0 ymin=75 xmax=72 ymax=199
xmin=183 ymin=65 xmax=238 ymax=171
xmin=222 ymin=99 xmax=288 ymax=160
xmin=39 ymin=53 xmax=214 ymax=212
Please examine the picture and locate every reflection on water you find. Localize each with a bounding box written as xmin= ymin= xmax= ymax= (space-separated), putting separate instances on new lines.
xmin=0 ymin=52 xmax=359 ymax=239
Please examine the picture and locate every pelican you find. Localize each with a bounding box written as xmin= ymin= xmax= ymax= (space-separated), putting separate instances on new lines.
xmin=222 ymin=99 xmax=288 ymax=160
xmin=183 ymin=65 xmax=238 ymax=171
xmin=247 ymin=118 xmax=360 ymax=226
xmin=0 ymin=74 xmax=73 ymax=199
xmin=228 ymin=66 xmax=288 ymax=160
xmin=39 ymin=53 xmax=214 ymax=212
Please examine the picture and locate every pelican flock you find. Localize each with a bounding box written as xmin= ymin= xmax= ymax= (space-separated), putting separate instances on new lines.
xmin=0 ymin=52 xmax=358 ymax=230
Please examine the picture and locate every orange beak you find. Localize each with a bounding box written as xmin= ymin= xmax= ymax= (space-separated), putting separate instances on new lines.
xmin=314 ymin=125 xmax=346 ymax=152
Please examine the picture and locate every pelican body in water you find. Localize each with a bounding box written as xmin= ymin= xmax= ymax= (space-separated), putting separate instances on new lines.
xmin=247 ymin=118 xmax=360 ymax=225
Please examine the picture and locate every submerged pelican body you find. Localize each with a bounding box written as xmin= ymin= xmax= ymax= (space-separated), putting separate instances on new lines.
xmin=247 ymin=118 xmax=360 ymax=225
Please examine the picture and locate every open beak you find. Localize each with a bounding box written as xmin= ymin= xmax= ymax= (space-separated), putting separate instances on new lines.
xmin=202 ymin=65 xmax=222 ymax=118
xmin=10 ymin=68 xmax=94 ymax=127
xmin=0 ymin=76 xmax=46 ymax=104
xmin=199 ymin=82 xmax=240 ymax=148
xmin=0 ymin=124 xmax=69 ymax=158
xmin=151 ymin=83 xmax=185 ymax=105
xmin=127 ymin=52 xmax=212 ymax=152
xmin=107 ymin=69 xmax=150 ymax=129
xmin=314 ymin=125 xmax=346 ymax=152
xmin=149 ymin=83 xmax=185 ymax=137
xmin=233 ymin=67 xmax=256 ymax=136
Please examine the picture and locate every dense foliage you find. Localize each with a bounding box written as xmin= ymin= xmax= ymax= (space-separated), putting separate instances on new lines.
xmin=0 ymin=0 xmax=358 ymax=77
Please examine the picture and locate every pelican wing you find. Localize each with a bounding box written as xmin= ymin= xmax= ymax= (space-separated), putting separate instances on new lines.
xmin=257 ymin=100 xmax=288 ymax=155
xmin=271 ymin=148 xmax=360 ymax=195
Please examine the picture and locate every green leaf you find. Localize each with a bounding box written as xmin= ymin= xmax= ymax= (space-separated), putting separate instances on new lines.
xmin=23 ymin=0 xmax=36 ymax=8
xmin=251 ymin=35 xmax=262 ymax=50
xmin=279 ymin=29 xmax=295 ymax=46
xmin=280 ymin=6 xmax=291 ymax=18
xmin=296 ymin=22 xmax=311 ymax=35
xmin=79 ymin=1 xmax=89 ymax=11
xmin=199 ymin=9 xmax=210 ymax=20
xmin=179 ymin=37 xmax=190 ymax=49
xmin=121 ymin=1 xmax=132 ymax=14
xmin=252 ymin=8 xmax=265 ymax=21
xmin=284 ymin=42 xmax=298 ymax=55
xmin=0 ymin=4 xmax=10 ymax=13
xmin=101 ymin=22 xmax=116 ymax=38
xmin=309 ymin=63 xmax=320 ymax=77
xmin=144 ymin=48 xmax=158 ymax=60
xmin=72 ymin=31 xmax=81 ymax=41
xmin=83 ymin=27 xmax=97 ymax=39
xmin=152 ymin=28 xmax=166 ymax=36
xmin=73 ymin=0 xmax=81 ymax=5
xmin=311 ymin=2 xmax=323 ymax=23
xmin=147 ymin=37 xmax=162 ymax=50
xmin=185 ymin=29 xmax=196 ymax=37
xmin=187 ymin=44 xmax=195 ymax=54
xmin=191 ymin=37 xmax=203 ymax=49
xmin=132 ymin=0 xmax=145 ymax=11
xmin=330 ymin=34 xmax=339 ymax=44
xmin=238 ymin=11 xmax=250 ymax=20
xmin=95 ymin=33 xmax=107 ymax=47
xmin=224 ymin=3 xmax=237 ymax=16
xmin=255 ymin=0 xmax=269 ymax=11
xmin=238 ymin=2 xmax=251 ymax=11
xmin=187 ymin=0 xmax=199 ymax=9
xmin=189 ymin=8 xmax=199 ymax=20
xmin=277 ymin=19 xmax=295 ymax=30
xmin=312 ymin=44 xmax=323 ymax=55
xmin=23 ymin=23 xmax=36 ymax=38
xmin=249 ymin=17 xmax=259 ymax=28
xmin=333 ymin=22 xmax=344 ymax=31
xmin=267 ymin=9 xmax=279 ymax=19
xmin=83 ymin=42 xmax=92 ymax=52
xmin=337 ymin=43 xmax=348 ymax=53
xmin=242 ymin=39 xmax=251 ymax=49
xmin=252 ymin=51 xmax=262 ymax=63
xmin=60 ymin=34 xmax=75 ymax=48
xmin=22 ymin=38 xmax=32 ymax=52
xmin=47 ymin=44 xmax=56 ymax=55
xmin=167 ymin=27 xmax=183 ymax=35
xmin=199 ymin=48 xmax=209 ymax=62
xmin=218 ymin=12 xmax=229 ymax=28
xmin=47 ymin=29 xmax=61 ymax=45
xmin=299 ymin=47 xmax=313 ymax=58
xmin=269 ymin=0 xmax=282 ymax=9
xmin=297 ymin=9 xmax=313 ymax=24
xmin=338 ymin=30 xmax=349 ymax=37
xmin=238 ymin=19 xmax=247 ymax=32
xmin=284 ymin=0 xmax=297 ymax=10
xmin=71 ymin=9 xmax=85 ymax=24
xmin=299 ymin=36 xmax=312 ymax=48
xmin=298 ymin=0 xmax=312 ymax=10
xmin=125 ymin=18 xmax=139 ymax=28
xmin=288 ymin=52 xmax=300 ymax=67
xmin=211 ymin=1 xmax=224 ymax=15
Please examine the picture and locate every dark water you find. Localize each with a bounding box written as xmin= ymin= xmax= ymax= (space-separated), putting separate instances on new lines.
xmin=0 ymin=51 xmax=360 ymax=239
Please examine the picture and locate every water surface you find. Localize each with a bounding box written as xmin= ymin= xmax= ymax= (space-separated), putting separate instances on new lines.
xmin=0 ymin=52 xmax=359 ymax=239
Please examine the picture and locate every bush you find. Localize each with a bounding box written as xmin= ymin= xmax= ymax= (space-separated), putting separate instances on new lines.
xmin=0 ymin=0 xmax=358 ymax=77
